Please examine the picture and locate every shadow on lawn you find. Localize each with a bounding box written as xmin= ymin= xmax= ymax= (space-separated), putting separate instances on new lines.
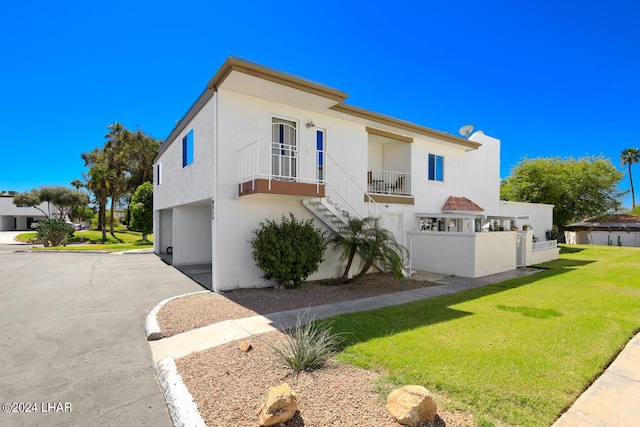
xmin=328 ymin=257 xmax=595 ymax=346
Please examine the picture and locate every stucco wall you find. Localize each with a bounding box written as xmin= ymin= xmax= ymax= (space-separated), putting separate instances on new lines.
xmin=153 ymin=93 xmax=217 ymax=211
xmin=153 ymin=75 xmax=514 ymax=289
xmin=0 ymin=197 xmax=52 ymax=230
xmin=500 ymin=200 xmax=554 ymax=239
xmin=213 ymin=195 xmax=357 ymax=291
xmin=408 ymin=231 xmax=517 ymax=278
xmin=566 ymin=230 xmax=640 ymax=247
xmin=172 ymin=204 xmax=212 ymax=266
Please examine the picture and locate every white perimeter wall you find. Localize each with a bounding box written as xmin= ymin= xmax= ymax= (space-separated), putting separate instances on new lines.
xmin=408 ymin=231 xmax=517 ymax=277
xmin=566 ymin=230 xmax=640 ymax=247
xmin=500 ymin=201 xmax=554 ymax=239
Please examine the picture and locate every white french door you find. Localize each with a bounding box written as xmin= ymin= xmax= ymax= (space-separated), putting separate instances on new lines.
xmin=271 ymin=118 xmax=297 ymax=180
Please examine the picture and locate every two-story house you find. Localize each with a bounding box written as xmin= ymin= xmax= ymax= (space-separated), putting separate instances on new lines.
xmin=153 ymin=57 xmax=558 ymax=291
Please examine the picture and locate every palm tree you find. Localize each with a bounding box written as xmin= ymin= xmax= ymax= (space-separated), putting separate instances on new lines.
xmin=329 ymin=216 xmax=407 ymax=283
xmin=353 ymin=218 xmax=407 ymax=280
xmin=329 ymin=216 xmax=375 ymax=283
xmin=70 ymin=179 xmax=84 ymax=192
xmin=621 ymin=148 xmax=640 ymax=209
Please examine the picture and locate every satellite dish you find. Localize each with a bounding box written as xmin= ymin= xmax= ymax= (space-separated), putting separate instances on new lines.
xmin=459 ymin=124 xmax=474 ymax=137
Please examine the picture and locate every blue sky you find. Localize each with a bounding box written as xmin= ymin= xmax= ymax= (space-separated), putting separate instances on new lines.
xmin=2 ymin=1 xmax=639 ymax=207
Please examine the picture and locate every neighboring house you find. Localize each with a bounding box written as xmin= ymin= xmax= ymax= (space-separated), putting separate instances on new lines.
xmin=565 ymin=214 xmax=640 ymax=247
xmin=153 ymin=57 xmax=558 ymax=291
xmin=0 ymin=192 xmax=50 ymax=230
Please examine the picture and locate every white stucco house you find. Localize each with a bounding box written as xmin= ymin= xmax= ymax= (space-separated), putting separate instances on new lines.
xmin=0 ymin=192 xmax=49 ymax=230
xmin=153 ymin=57 xmax=558 ymax=291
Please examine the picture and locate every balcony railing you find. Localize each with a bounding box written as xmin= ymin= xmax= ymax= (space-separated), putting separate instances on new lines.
xmin=533 ymin=240 xmax=557 ymax=252
xmin=239 ymin=140 xmax=324 ymax=191
xmin=367 ymin=169 xmax=411 ymax=196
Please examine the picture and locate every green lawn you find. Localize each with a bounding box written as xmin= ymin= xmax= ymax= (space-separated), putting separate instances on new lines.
xmin=17 ymin=228 xmax=153 ymax=252
xmin=329 ymin=245 xmax=640 ymax=427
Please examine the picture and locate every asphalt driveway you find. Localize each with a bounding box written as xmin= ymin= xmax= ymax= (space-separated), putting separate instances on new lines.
xmin=0 ymin=251 xmax=203 ymax=427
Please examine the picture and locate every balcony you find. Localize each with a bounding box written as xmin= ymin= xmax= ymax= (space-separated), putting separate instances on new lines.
xmin=238 ymin=140 xmax=325 ymax=198
xmin=366 ymin=169 xmax=413 ymax=204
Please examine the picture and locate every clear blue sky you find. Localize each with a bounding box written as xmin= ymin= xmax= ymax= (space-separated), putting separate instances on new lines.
xmin=2 ymin=1 xmax=639 ymax=208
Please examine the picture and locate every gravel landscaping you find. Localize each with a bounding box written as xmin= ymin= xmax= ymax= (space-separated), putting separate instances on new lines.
xmin=157 ymin=273 xmax=477 ymax=426
xmin=156 ymin=273 xmax=441 ymax=338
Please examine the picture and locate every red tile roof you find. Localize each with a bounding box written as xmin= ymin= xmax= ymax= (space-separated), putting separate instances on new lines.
xmin=441 ymin=196 xmax=484 ymax=212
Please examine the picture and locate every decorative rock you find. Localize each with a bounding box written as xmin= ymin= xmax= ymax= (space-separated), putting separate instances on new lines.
xmin=238 ymin=340 xmax=252 ymax=352
xmin=386 ymin=385 xmax=437 ymax=427
xmin=258 ymin=382 xmax=298 ymax=426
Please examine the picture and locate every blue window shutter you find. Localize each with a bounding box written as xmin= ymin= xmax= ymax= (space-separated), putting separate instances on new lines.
xmin=436 ymin=156 xmax=443 ymax=181
xmin=428 ymin=154 xmax=435 ymax=180
xmin=187 ymin=130 xmax=194 ymax=165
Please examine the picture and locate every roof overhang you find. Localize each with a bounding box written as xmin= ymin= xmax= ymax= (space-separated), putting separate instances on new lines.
xmin=331 ymin=104 xmax=481 ymax=150
xmin=155 ymin=57 xmax=484 ymax=162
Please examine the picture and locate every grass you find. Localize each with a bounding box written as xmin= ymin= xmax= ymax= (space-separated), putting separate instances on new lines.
xmin=17 ymin=227 xmax=153 ymax=252
xmin=328 ymin=245 xmax=640 ymax=427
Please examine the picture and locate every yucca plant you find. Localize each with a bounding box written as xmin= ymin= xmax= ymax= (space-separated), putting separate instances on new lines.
xmin=270 ymin=313 xmax=346 ymax=373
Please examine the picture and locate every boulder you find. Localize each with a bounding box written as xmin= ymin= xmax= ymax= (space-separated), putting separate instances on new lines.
xmin=386 ymin=385 xmax=437 ymax=427
xmin=258 ymin=382 xmax=298 ymax=426
xmin=237 ymin=340 xmax=252 ymax=352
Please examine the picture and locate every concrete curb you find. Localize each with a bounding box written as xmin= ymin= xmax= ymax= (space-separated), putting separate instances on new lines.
xmin=155 ymin=357 xmax=206 ymax=427
xmin=145 ymin=291 xmax=210 ymax=340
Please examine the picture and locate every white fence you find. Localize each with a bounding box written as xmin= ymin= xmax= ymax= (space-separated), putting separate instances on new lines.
xmin=533 ymin=240 xmax=557 ymax=252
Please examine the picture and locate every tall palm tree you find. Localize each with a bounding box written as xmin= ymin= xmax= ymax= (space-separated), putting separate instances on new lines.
xmin=621 ymin=148 xmax=640 ymax=209
xmin=70 ymin=179 xmax=84 ymax=192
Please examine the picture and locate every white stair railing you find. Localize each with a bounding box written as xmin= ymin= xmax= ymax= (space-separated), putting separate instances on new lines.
xmin=324 ymin=153 xmax=413 ymax=275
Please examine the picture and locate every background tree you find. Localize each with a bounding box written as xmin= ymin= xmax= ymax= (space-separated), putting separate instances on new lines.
xmin=501 ymin=156 xmax=625 ymax=230
xmin=36 ymin=219 xmax=75 ymax=247
xmin=620 ymin=147 xmax=640 ymax=209
xmin=81 ymin=123 xmax=161 ymax=236
xmin=13 ymin=186 xmax=89 ymax=219
xmin=70 ymin=179 xmax=84 ymax=192
xmin=129 ymin=182 xmax=154 ymax=241
xmin=104 ymin=122 xmax=128 ymax=237
xmin=83 ymin=153 xmax=114 ymax=241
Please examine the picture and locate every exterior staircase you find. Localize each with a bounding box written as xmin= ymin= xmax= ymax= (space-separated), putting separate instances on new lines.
xmin=302 ymin=153 xmax=413 ymax=277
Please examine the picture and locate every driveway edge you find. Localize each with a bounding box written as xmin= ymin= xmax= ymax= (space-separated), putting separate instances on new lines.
xmin=145 ymin=291 xmax=210 ymax=340
xmin=156 ymin=357 xmax=206 ymax=427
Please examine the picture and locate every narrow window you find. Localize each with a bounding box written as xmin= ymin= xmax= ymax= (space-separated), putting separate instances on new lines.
xmin=182 ymin=130 xmax=194 ymax=167
xmin=316 ymin=129 xmax=324 ymax=181
xmin=156 ymin=163 xmax=162 ymax=185
xmin=428 ymin=154 xmax=444 ymax=182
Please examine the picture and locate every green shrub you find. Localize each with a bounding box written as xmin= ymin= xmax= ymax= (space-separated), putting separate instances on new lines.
xmin=251 ymin=213 xmax=326 ymax=289
xmin=545 ymin=226 xmax=565 ymax=243
xmin=270 ymin=314 xmax=345 ymax=372
xmin=36 ymin=219 xmax=75 ymax=247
